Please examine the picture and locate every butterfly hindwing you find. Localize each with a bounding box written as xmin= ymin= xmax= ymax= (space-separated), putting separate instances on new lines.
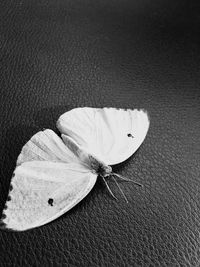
xmin=1 ymin=161 xmax=97 ymax=231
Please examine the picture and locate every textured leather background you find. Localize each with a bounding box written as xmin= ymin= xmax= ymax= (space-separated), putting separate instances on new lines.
xmin=0 ymin=0 xmax=200 ymax=266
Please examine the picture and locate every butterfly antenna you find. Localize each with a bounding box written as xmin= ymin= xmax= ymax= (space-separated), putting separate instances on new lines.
xmin=101 ymin=175 xmax=118 ymax=201
xmin=112 ymin=175 xmax=129 ymax=203
xmin=112 ymin=172 xmax=143 ymax=187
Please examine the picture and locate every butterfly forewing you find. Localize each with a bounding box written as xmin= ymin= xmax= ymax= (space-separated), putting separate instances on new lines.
xmin=57 ymin=107 xmax=150 ymax=165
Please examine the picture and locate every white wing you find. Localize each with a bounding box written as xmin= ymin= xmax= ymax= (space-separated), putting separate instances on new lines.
xmin=1 ymin=161 xmax=97 ymax=231
xmin=57 ymin=107 xmax=150 ymax=165
xmin=16 ymin=129 xmax=79 ymax=165
xmin=0 ymin=129 xmax=97 ymax=231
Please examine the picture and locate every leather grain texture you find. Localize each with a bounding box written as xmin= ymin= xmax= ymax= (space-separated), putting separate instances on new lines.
xmin=0 ymin=0 xmax=200 ymax=266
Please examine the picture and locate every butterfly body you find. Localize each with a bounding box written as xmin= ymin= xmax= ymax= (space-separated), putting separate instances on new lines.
xmin=86 ymin=154 xmax=112 ymax=177
xmin=0 ymin=107 xmax=149 ymax=231
xmin=62 ymin=134 xmax=112 ymax=177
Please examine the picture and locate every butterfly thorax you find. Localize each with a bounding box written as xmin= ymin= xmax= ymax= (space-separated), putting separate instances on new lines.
xmin=87 ymin=154 xmax=112 ymax=177
xmin=62 ymin=134 xmax=112 ymax=177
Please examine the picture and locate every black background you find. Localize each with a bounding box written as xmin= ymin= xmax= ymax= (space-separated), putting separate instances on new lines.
xmin=0 ymin=0 xmax=200 ymax=266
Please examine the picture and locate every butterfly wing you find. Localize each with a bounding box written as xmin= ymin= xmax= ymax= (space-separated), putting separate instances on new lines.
xmin=1 ymin=161 xmax=97 ymax=231
xmin=0 ymin=129 xmax=97 ymax=231
xmin=57 ymin=107 xmax=150 ymax=165
xmin=16 ymin=129 xmax=80 ymax=165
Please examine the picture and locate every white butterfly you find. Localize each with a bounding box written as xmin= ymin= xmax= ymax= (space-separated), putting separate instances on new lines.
xmin=0 ymin=107 xmax=150 ymax=231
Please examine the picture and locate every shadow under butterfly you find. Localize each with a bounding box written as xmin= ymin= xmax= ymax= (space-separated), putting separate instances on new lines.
xmin=0 ymin=107 xmax=150 ymax=231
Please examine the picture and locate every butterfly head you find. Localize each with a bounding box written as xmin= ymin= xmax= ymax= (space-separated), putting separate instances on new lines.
xmin=97 ymin=164 xmax=112 ymax=177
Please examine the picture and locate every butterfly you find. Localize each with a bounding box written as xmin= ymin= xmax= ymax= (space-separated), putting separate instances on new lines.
xmin=0 ymin=107 xmax=150 ymax=231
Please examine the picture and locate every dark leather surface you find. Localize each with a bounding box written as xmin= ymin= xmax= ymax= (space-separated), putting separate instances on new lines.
xmin=0 ymin=0 xmax=200 ymax=266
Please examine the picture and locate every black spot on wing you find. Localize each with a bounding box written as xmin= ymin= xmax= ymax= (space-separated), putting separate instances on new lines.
xmin=9 ymin=184 xmax=13 ymax=191
xmin=48 ymin=198 xmax=54 ymax=206
xmin=1 ymin=211 xmax=6 ymax=219
xmin=127 ymin=133 xmax=134 ymax=138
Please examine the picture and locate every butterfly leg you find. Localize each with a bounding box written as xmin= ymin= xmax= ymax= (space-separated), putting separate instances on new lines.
xmin=100 ymin=175 xmax=118 ymax=201
xmin=111 ymin=176 xmax=128 ymax=203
